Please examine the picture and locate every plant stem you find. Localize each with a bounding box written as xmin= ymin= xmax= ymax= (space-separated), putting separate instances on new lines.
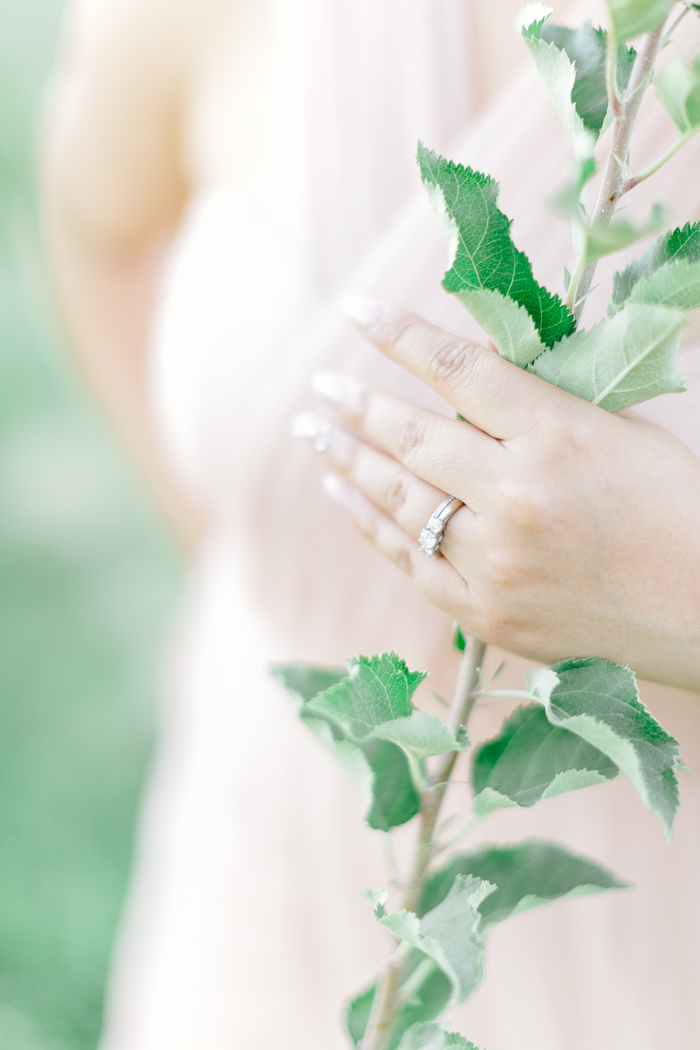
xmin=571 ymin=22 xmax=667 ymax=321
xmin=625 ymin=128 xmax=695 ymax=191
xmin=606 ymin=26 xmax=621 ymax=119
xmin=436 ymin=813 xmax=485 ymax=853
xmin=564 ymin=252 xmax=588 ymax=313
xmin=361 ymin=635 xmax=487 ymax=1050
xmin=382 ymin=832 xmax=400 ymax=886
xmin=397 ymin=957 xmax=437 ymax=1003
xmin=662 ymin=2 xmax=690 ymax=47
xmin=472 ymin=689 xmax=534 ymax=700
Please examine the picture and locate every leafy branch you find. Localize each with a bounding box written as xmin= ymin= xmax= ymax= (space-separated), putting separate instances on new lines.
xmin=276 ymin=2 xmax=698 ymax=1047
xmin=360 ymin=637 xmax=486 ymax=1050
xmin=565 ymin=4 xmax=700 ymax=318
xmin=275 ymin=645 xmax=682 ymax=1049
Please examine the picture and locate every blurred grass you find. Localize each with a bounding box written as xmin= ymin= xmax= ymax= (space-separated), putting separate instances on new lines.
xmin=0 ymin=2 xmax=183 ymax=1047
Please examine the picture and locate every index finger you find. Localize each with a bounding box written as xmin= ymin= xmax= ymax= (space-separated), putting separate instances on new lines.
xmin=342 ymin=298 xmax=565 ymax=439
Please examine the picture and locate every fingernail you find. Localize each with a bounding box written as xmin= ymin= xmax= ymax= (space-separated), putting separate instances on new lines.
xmin=290 ymin=412 xmax=333 ymax=452
xmin=311 ymin=371 xmax=366 ymax=407
xmin=322 ymin=473 xmax=357 ymax=510
xmin=341 ymin=295 xmax=389 ymax=327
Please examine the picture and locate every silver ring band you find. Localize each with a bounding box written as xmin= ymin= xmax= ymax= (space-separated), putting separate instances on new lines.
xmin=419 ymin=496 xmax=463 ymax=557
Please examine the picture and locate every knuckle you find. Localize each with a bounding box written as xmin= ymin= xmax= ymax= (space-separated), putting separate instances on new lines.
xmin=483 ymin=546 xmax=525 ymax=590
xmin=395 ymin=545 xmax=415 ymax=576
xmin=427 ymin=337 xmax=483 ymax=389
xmin=355 ymin=502 xmax=416 ymax=578
xmin=395 ymin=412 xmax=427 ymax=459
xmin=392 ymin=315 xmax=426 ymax=344
xmin=384 ymin=472 xmax=409 ymax=516
xmin=565 ymin=415 xmax=598 ymax=457
xmin=497 ymin=478 xmax=555 ymax=534
xmin=538 ymin=411 xmax=593 ymax=464
xmin=354 ymin=505 xmax=378 ymax=543
xmin=533 ymin=411 xmax=566 ymax=448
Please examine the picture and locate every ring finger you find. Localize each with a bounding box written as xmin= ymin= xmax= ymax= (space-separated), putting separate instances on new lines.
xmin=298 ymin=415 xmax=475 ymax=560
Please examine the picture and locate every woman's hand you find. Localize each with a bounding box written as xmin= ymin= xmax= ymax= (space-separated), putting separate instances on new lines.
xmin=297 ymin=299 xmax=700 ymax=693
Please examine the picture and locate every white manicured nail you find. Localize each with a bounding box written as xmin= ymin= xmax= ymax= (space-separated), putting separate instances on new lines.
xmin=311 ymin=371 xmax=366 ymax=406
xmin=290 ymin=412 xmax=332 ymax=452
xmin=341 ymin=295 xmax=389 ymax=327
xmin=322 ymin=473 xmax=356 ymax=510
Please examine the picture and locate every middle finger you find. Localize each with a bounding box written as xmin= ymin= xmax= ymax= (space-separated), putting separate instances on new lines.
xmin=312 ymin=373 xmax=504 ymax=509
xmin=325 ymin=426 xmax=475 ymax=542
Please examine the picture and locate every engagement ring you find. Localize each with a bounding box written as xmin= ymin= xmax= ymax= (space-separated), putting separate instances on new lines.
xmin=418 ymin=495 xmax=463 ymax=557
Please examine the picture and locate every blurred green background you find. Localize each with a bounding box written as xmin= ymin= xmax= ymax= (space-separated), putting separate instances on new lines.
xmin=0 ymin=1 xmax=182 ymax=1047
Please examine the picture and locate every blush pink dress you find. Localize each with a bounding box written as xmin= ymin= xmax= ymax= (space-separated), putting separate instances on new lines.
xmin=99 ymin=3 xmax=700 ymax=1048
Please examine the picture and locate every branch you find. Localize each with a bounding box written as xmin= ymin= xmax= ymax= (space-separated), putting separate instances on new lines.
xmin=662 ymin=2 xmax=691 ymax=46
xmin=360 ymin=635 xmax=487 ymax=1050
xmin=570 ymin=21 xmax=668 ymax=321
xmin=625 ymin=127 xmax=697 ymax=191
xmin=435 ymin=813 xmax=485 ymax=854
xmin=606 ymin=25 xmax=622 ymax=119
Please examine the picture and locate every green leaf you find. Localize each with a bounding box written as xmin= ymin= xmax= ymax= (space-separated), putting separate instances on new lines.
xmin=528 ymin=658 xmax=683 ymax=839
xmin=306 ymin=653 xmax=466 ymax=761
xmin=346 ymin=985 xmax=375 ymax=1047
xmin=558 ymin=184 xmax=667 ymax=272
xmin=611 ymin=222 xmax=700 ymax=310
xmin=626 ymin=258 xmax=700 ymax=312
xmin=364 ymin=738 xmax=422 ymax=830
xmin=275 ymin=656 xmax=422 ymax=830
xmin=521 ymin=12 xmax=636 ymax=139
xmin=603 ymin=0 xmax=673 ymax=39
xmin=271 ymin=662 xmax=347 ymax=710
xmin=521 ymin=11 xmax=596 ymax=156
xmin=656 ymin=54 xmax=700 ymax=134
xmin=277 ymin=652 xmax=463 ymax=832
xmin=397 ymin=1023 xmax=481 ymax=1050
xmin=364 ymin=886 xmax=390 ymax=919
xmin=380 ymin=876 xmax=495 ymax=1006
xmin=470 ymin=703 xmax=619 ymax=813
xmin=305 ymin=717 xmax=419 ymax=831
xmin=531 ymin=303 xmax=687 ymax=411
xmin=544 ymin=24 xmax=636 ymax=134
xmin=553 ymin=155 xmax=597 ymax=216
xmin=347 ymin=969 xmax=452 ymax=1050
xmin=306 ymin=652 xmax=427 ymax=738
xmin=576 ymin=203 xmax=668 ymax=265
xmin=452 ymin=288 xmax=547 ymax=367
xmin=371 ymin=709 xmax=470 ymax=759
xmin=300 ymin=714 xmax=375 ymax=804
xmin=418 ymin=144 xmax=574 ymax=355
xmin=419 ymin=839 xmax=629 ymax=931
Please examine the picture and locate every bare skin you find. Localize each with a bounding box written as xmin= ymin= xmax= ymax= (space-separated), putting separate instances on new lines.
xmin=308 ymin=301 xmax=700 ymax=693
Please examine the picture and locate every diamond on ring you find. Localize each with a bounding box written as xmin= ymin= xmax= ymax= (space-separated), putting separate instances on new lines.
xmin=290 ymin=412 xmax=333 ymax=452
xmin=419 ymin=496 xmax=464 ymax=557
